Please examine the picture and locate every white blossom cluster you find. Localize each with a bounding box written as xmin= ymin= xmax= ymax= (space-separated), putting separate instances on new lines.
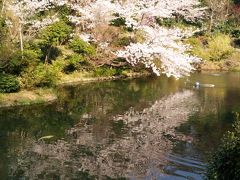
xmin=8 ymin=0 xmax=205 ymax=31
xmin=117 ymin=26 xmax=201 ymax=78
xmin=78 ymin=33 xmax=97 ymax=43
xmin=8 ymin=0 xmax=66 ymax=25
xmin=30 ymin=15 xmax=60 ymax=30
xmin=69 ymin=0 xmax=206 ymax=29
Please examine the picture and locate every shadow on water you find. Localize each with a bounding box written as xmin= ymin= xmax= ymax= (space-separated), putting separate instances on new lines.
xmin=0 ymin=72 xmax=240 ymax=179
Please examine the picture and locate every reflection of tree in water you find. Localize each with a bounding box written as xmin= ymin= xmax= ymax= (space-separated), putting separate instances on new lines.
xmin=9 ymin=90 xmax=198 ymax=179
xmin=56 ymin=77 xmax=182 ymax=119
xmin=175 ymin=87 xmax=240 ymax=161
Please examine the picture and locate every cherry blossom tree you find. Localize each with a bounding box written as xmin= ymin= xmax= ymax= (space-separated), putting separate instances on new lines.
xmin=117 ymin=26 xmax=201 ymax=78
xmin=6 ymin=0 xmax=207 ymax=78
xmin=6 ymin=0 xmax=63 ymax=54
xmin=67 ymin=0 xmax=206 ymax=78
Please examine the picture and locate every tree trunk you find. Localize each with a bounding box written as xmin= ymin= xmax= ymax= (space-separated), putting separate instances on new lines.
xmin=45 ymin=45 xmax=52 ymax=64
xmin=209 ymin=10 xmax=214 ymax=33
xmin=226 ymin=0 xmax=230 ymax=18
xmin=0 ymin=0 xmax=6 ymax=17
xmin=19 ymin=24 xmax=24 ymax=59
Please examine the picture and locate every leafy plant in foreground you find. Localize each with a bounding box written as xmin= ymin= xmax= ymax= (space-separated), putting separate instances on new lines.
xmin=0 ymin=74 xmax=20 ymax=93
xmin=207 ymin=112 xmax=240 ymax=180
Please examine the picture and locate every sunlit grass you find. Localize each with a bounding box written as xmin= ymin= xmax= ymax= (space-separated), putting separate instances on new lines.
xmin=187 ymin=34 xmax=235 ymax=61
xmin=0 ymin=88 xmax=57 ymax=107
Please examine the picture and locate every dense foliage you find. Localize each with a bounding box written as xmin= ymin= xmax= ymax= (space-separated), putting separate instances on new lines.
xmin=40 ymin=21 xmax=72 ymax=46
xmin=0 ymin=74 xmax=20 ymax=93
xmin=207 ymin=113 xmax=240 ymax=180
xmin=188 ymin=34 xmax=234 ymax=61
xmin=69 ymin=38 xmax=96 ymax=55
xmin=20 ymin=64 xmax=59 ymax=88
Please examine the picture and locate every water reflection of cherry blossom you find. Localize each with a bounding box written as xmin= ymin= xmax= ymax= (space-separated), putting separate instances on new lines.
xmin=9 ymin=90 xmax=199 ymax=179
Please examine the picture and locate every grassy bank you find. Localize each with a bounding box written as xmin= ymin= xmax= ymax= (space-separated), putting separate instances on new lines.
xmin=186 ymin=33 xmax=240 ymax=71
xmin=0 ymin=88 xmax=57 ymax=108
xmin=58 ymin=70 xmax=150 ymax=86
xmin=200 ymin=51 xmax=240 ymax=71
xmin=0 ymin=71 xmax=150 ymax=108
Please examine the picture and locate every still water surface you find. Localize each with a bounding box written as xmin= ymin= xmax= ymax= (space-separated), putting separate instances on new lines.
xmin=0 ymin=72 xmax=240 ymax=179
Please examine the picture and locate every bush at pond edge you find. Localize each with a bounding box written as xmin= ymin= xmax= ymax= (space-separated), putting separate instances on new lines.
xmin=207 ymin=112 xmax=240 ymax=180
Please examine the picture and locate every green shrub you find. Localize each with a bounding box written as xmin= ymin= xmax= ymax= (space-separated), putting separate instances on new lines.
xmin=188 ymin=34 xmax=234 ymax=61
xmin=94 ymin=66 xmax=118 ymax=77
xmin=32 ymin=5 xmax=71 ymax=22
xmin=207 ymin=112 xmax=240 ymax=180
xmin=63 ymin=54 xmax=89 ymax=73
xmin=69 ymin=38 xmax=96 ymax=56
xmin=233 ymin=0 xmax=240 ymax=4
xmin=134 ymin=29 xmax=147 ymax=43
xmin=110 ymin=14 xmax=133 ymax=31
xmin=39 ymin=21 xmax=72 ymax=63
xmin=233 ymin=39 xmax=240 ymax=47
xmin=0 ymin=74 xmax=20 ymax=93
xmin=40 ymin=45 xmax=62 ymax=62
xmin=0 ymin=18 xmax=17 ymax=72
xmin=214 ymin=21 xmax=240 ymax=38
xmin=40 ymin=21 xmax=72 ymax=46
xmin=21 ymin=64 xmax=59 ymax=88
xmin=207 ymin=35 xmax=234 ymax=61
xmin=110 ymin=17 xmax=126 ymax=27
xmin=113 ymin=37 xmax=132 ymax=46
xmin=0 ymin=46 xmax=16 ymax=73
xmin=66 ymin=54 xmax=85 ymax=65
xmin=232 ymin=29 xmax=240 ymax=38
xmin=156 ymin=18 xmax=176 ymax=28
xmin=56 ymin=5 xmax=72 ymax=21
xmin=156 ymin=17 xmax=202 ymax=28
xmin=51 ymin=59 xmax=67 ymax=72
xmin=8 ymin=50 xmax=40 ymax=75
xmin=0 ymin=17 xmax=7 ymax=40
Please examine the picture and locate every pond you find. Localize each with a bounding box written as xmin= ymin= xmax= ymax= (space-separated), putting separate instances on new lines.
xmin=0 ymin=72 xmax=240 ymax=179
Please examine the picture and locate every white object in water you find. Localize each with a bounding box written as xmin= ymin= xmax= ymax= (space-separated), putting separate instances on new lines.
xmin=195 ymin=82 xmax=200 ymax=87
xmin=194 ymin=82 xmax=215 ymax=88
xmin=211 ymin=73 xmax=221 ymax=77
xmin=203 ymin=84 xmax=215 ymax=87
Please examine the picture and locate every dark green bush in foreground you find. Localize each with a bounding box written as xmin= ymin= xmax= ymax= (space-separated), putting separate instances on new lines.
xmin=207 ymin=113 xmax=240 ymax=180
xmin=0 ymin=74 xmax=20 ymax=93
